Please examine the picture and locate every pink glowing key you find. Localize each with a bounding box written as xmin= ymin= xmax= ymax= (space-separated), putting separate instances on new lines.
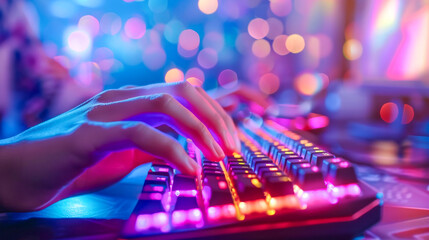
xmin=152 ymin=212 xmax=168 ymax=228
xmin=172 ymin=210 xmax=187 ymax=226
xmin=135 ymin=214 xmax=152 ymax=231
xmin=188 ymin=208 xmax=202 ymax=222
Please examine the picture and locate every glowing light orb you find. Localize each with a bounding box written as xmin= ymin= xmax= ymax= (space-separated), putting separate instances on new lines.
xmin=148 ymin=0 xmax=168 ymax=13
xmin=165 ymin=68 xmax=184 ymax=83
xmin=248 ymin=18 xmax=269 ymax=39
xmin=78 ymin=15 xmax=100 ymax=37
xmin=67 ymin=30 xmax=92 ymax=53
xmin=100 ymin=12 xmax=122 ymax=35
xmin=380 ymin=102 xmax=399 ymax=123
xmin=259 ymin=73 xmax=280 ymax=95
xmin=286 ymin=34 xmax=305 ymax=54
xmin=198 ymin=0 xmax=218 ymax=14
xmin=343 ymin=39 xmax=362 ymax=61
xmin=294 ymin=73 xmax=322 ymax=96
xmin=266 ymin=17 xmax=284 ymax=40
xmin=124 ymin=17 xmax=146 ymax=39
xmin=273 ymin=35 xmax=289 ymax=55
xmin=218 ymin=69 xmax=238 ymax=89
xmin=197 ymin=48 xmax=218 ymax=69
xmin=186 ymin=68 xmax=205 ymax=86
xmin=252 ymin=39 xmax=271 ymax=58
xmin=164 ymin=19 xmax=185 ymax=44
xmin=402 ymin=104 xmax=414 ymax=124
xmin=270 ymin=0 xmax=292 ymax=17
xmin=179 ymin=29 xmax=200 ymax=51
xmin=142 ymin=46 xmax=166 ymax=70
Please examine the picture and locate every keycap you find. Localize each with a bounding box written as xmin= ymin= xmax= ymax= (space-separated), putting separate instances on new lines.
xmin=295 ymin=166 xmax=326 ymax=191
xmin=263 ymin=176 xmax=294 ymax=197
xmin=290 ymin=162 xmax=311 ymax=180
xmin=282 ymin=157 xmax=306 ymax=173
xmin=232 ymin=175 xmax=265 ymax=201
xmin=304 ymin=149 xmax=326 ymax=161
xmin=145 ymin=173 xmax=170 ymax=190
xmin=311 ymin=152 xmax=335 ymax=167
xmin=275 ymin=151 xmax=295 ymax=165
xmin=203 ymin=176 xmax=234 ymax=206
xmin=172 ymin=174 xmax=196 ymax=191
xmin=136 ymin=193 xmax=165 ymax=213
xmin=325 ymin=161 xmax=358 ymax=186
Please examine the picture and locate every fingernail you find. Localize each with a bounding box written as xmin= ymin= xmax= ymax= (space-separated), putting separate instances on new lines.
xmin=212 ymin=141 xmax=225 ymax=160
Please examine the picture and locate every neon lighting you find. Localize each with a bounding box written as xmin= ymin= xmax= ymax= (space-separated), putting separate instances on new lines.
xmin=327 ymin=182 xmax=361 ymax=198
xmin=172 ymin=210 xmax=187 ymax=226
xmin=152 ymin=212 xmax=168 ymax=228
xmin=208 ymin=206 xmax=221 ymax=220
xmin=308 ymin=116 xmax=329 ymax=129
xmin=188 ymin=208 xmax=203 ymax=223
xmin=311 ymin=166 xmax=319 ymax=172
xmin=339 ymin=161 xmax=350 ymax=168
xmin=218 ymin=181 xmax=228 ymax=190
xmin=175 ymin=189 xmax=197 ymax=197
xmin=136 ymin=214 xmax=152 ymax=231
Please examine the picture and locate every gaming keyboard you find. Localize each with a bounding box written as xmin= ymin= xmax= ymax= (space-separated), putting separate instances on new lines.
xmin=121 ymin=119 xmax=382 ymax=239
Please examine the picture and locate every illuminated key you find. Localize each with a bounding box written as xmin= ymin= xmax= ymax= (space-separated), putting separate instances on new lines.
xmin=232 ymin=175 xmax=265 ymax=201
xmin=325 ymin=161 xmax=358 ymax=186
xmin=296 ymin=166 xmax=326 ymax=191
xmin=311 ymin=152 xmax=335 ymax=167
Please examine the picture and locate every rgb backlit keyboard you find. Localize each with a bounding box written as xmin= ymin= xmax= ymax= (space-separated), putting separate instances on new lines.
xmin=122 ymin=119 xmax=381 ymax=239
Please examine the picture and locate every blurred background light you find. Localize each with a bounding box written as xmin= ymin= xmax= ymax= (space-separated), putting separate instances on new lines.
xmin=165 ymin=68 xmax=185 ymax=83
xmin=248 ymin=18 xmax=269 ymax=40
xmin=67 ymin=29 xmax=92 ymax=53
xmin=124 ymin=17 xmax=146 ymax=39
xmin=286 ymin=34 xmax=305 ymax=54
xmin=258 ymin=73 xmax=280 ymax=95
xmin=252 ymin=39 xmax=271 ymax=58
xmin=179 ymin=29 xmax=200 ymax=51
xmin=218 ymin=69 xmax=238 ymax=89
xmin=343 ymin=39 xmax=362 ymax=61
xmin=198 ymin=0 xmax=218 ymax=15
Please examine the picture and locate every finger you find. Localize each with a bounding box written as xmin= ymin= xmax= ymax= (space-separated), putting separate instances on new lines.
xmin=74 ymin=121 xmax=201 ymax=176
xmin=87 ymin=93 xmax=225 ymax=161
xmin=195 ymin=87 xmax=241 ymax=153
xmin=125 ymin=82 xmax=238 ymax=154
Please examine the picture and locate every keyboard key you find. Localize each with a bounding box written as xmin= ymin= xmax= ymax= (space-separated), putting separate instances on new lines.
xmin=263 ymin=176 xmax=294 ymax=197
xmin=325 ymin=161 xmax=358 ymax=186
xmin=296 ymin=166 xmax=326 ymax=191
xmin=202 ymin=176 xmax=234 ymax=206
xmin=232 ymin=175 xmax=265 ymax=201
xmin=283 ymin=157 xmax=307 ymax=173
xmin=311 ymin=152 xmax=335 ymax=167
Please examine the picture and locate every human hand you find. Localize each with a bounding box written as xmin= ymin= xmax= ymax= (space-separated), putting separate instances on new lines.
xmin=0 ymin=82 xmax=239 ymax=212
xmin=209 ymin=84 xmax=275 ymax=116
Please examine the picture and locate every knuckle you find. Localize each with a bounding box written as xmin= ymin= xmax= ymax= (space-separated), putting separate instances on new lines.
xmin=154 ymin=93 xmax=175 ymax=109
xmin=86 ymin=104 xmax=105 ymax=120
xmin=176 ymin=81 xmax=193 ymax=94
xmin=95 ymin=89 xmax=120 ymax=103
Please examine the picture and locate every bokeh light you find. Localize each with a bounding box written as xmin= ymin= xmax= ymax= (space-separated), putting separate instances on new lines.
xmin=197 ymin=48 xmax=218 ymax=69
xmin=286 ymin=34 xmax=305 ymax=54
xmin=164 ymin=19 xmax=185 ymax=44
xmin=203 ymin=32 xmax=224 ymax=51
xmin=124 ymin=17 xmax=146 ymax=39
xmin=198 ymin=0 xmax=218 ymax=15
xmin=100 ymin=12 xmax=122 ymax=35
xmin=148 ymin=0 xmax=168 ymax=13
xmin=266 ymin=18 xmax=284 ymax=40
xmin=259 ymin=73 xmax=280 ymax=95
xmin=165 ymin=68 xmax=185 ymax=83
xmin=218 ymin=69 xmax=238 ymax=89
xmin=179 ymin=29 xmax=200 ymax=51
xmin=380 ymin=102 xmax=399 ymax=123
xmin=402 ymin=104 xmax=414 ymax=124
xmin=67 ymin=30 xmax=92 ymax=53
xmin=270 ymin=0 xmax=292 ymax=17
xmin=186 ymin=67 xmax=205 ymax=87
xmin=294 ymin=73 xmax=322 ymax=96
xmin=78 ymin=15 xmax=100 ymax=37
xmin=343 ymin=39 xmax=363 ymax=61
xmin=272 ymin=35 xmax=289 ymax=55
xmin=248 ymin=18 xmax=269 ymax=40
xmin=252 ymin=39 xmax=271 ymax=58
xmin=142 ymin=46 xmax=166 ymax=70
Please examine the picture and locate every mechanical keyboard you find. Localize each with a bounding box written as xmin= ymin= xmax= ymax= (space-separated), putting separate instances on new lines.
xmin=121 ymin=119 xmax=382 ymax=239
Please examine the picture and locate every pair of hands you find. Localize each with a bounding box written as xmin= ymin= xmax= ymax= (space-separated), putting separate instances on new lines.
xmin=0 ymin=81 xmax=270 ymax=212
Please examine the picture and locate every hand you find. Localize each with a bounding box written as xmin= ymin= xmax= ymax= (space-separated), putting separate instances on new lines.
xmin=209 ymin=84 xmax=275 ymax=116
xmin=0 ymin=81 xmax=240 ymax=212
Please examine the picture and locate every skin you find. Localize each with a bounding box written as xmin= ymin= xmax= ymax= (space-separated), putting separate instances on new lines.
xmin=0 ymin=81 xmax=242 ymax=212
